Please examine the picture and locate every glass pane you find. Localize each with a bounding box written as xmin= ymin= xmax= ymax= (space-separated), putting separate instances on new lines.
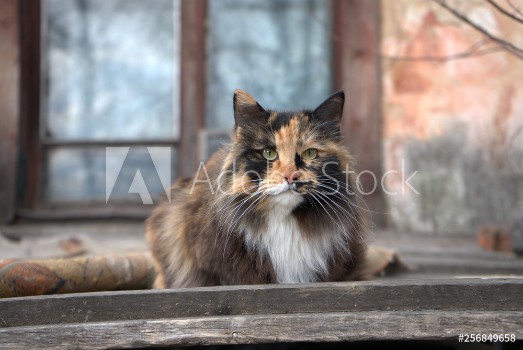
xmin=44 ymin=147 xmax=177 ymax=203
xmin=207 ymin=0 xmax=332 ymax=130
xmin=45 ymin=0 xmax=180 ymax=140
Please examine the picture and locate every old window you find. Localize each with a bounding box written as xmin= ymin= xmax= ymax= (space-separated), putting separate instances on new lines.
xmin=41 ymin=0 xmax=180 ymax=205
xmin=11 ymin=0 xmax=383 ymax=221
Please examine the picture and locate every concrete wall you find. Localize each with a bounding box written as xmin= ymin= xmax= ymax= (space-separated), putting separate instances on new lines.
xmin=381 ymin=1 xmax=523 ymax=234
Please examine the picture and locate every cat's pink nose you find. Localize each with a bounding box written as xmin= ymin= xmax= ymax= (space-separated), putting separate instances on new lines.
xmin=284 ymin=171 xmax=301 ymax=184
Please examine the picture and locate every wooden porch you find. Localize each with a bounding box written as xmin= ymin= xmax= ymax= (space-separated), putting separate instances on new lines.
xmin=1 ymin=226 xmax=522 ymax=349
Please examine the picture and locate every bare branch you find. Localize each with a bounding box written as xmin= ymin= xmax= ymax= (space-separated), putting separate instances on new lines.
xmin=309 ymin=1 xmax=522 ymax=63
xmin=432 ymin=0 xmax=523 ymax=60
xmin=485 ymin=0 xmax=523 ymax=25
xmin=505 ymin=0 xmax=523 ymax=19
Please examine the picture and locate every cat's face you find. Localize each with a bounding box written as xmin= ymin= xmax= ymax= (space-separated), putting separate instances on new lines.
xmin=222 ymin=90 xmax=352 ymax=209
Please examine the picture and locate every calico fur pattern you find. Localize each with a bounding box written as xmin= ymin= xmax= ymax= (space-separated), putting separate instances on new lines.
xmin=146 ymin=90 xmax=366 ymax=288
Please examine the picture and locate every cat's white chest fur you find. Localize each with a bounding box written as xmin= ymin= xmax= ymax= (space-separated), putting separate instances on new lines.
xmin=245 ymin=202 xmax=340 ymax=283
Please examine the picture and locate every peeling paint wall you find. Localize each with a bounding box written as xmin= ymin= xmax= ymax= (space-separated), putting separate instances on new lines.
xmin=382 ymin=0 xmax=523 ymax=233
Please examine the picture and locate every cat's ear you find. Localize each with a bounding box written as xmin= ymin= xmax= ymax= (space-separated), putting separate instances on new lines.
xmin=313 ymin=91 xmax=345 ymax=123
xmin=233 ymin=89 xmax=267 ymax=127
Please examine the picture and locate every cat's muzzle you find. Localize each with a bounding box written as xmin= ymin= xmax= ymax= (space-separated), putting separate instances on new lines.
xmin=289 ymin=181 xmax=310 ymax=194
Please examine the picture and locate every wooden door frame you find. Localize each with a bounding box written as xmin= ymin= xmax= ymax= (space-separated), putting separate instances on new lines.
xmin=0 ymin=0 xmax=24 ymax=223
xmin=179 ymin=0 xmax=207 ymax=178
xmin=333 ymin=0 xmax=385 ymax=226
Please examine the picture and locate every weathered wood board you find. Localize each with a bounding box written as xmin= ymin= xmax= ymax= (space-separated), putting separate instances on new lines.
xmin=0 ymin=278 xmax=522 ymax=349
xmin=1 ymin=311 xmax=522 ymax=350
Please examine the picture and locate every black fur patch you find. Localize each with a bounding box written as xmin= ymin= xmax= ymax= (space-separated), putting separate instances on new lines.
xmin=294 ymin=153 xmax=305 ymax=169
xmin=269 ymin=111 xmax=295 ymax=131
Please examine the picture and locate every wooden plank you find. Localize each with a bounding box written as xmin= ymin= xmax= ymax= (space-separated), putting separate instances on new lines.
xmin=0 ymin=0 xmax=21 ymax=223
xmin=1 ymin=279 xmax=522 ymax=328
xmin=1 ymin=311 xmax=522 ymax=349
xmin=333 ymin=0 xmax=385 ymax=226
xmin=402 ymin=256 xmax=523 ymax=275
xmin=375 ymin=231 xmax=523 ymax=275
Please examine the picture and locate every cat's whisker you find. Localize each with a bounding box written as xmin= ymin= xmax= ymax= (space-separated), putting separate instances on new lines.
xmin=311 ymin=184 xmax=366 ymax=231
xmin=228 ymin=192 xmax=268 ymax=235
xmin=305 ymin=193 xmax=321 ymax=216
xmin=313 ymin=190 xmax=358 ymax=223
xmin=328 ymin=186 xmax=375 ymax=233
xmin=315 ymin=189 xmax=369 ymax=235
xmin=226 ymin=192 xmax=263 ymax=230
xmin=215 ymin=197 xmax=252 ymax=234
xmin=217 ymin=195 xmax=258 ymax=251
xmin=195 ymin=189 xmax=249 ymax=243
xmin=223 ymin=188 xmax=266 ymax=227
xmin=312 ymin=192 xmax=357 ymax=265
xmin=220 ymin=191 xmax=262 ymax=233
xmin=314 ymin=180 xmax=382 ymax=217
xmin=215 ymin=193 xmax=253 ymax=232
xmin=307 ymin=191 xmax=347 ymax=236
xmin=222 ymin=191 xmax=270 ymax=257
xmin=312 ymin=191 xmax=358 ymax=239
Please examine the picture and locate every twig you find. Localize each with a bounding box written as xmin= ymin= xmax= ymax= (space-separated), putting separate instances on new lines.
xmin=505 ymin=0 xmax=523 ymax=19
xmin=432 ymin=0 xmax=523 ymax=59
xmin=485 ymin=0 xmax=523 ymax=25
xmin=308 ymin=1 xmax=521 ymax=63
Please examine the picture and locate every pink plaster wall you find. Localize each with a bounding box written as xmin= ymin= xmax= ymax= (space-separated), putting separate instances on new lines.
xmin=381 ymin=1 xmax=523 ymax=233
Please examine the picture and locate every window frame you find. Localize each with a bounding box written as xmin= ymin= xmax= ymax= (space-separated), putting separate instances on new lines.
xmin=2 ymin=0 xmax=383 ymax=224
xmin=12 ymin=0 xmax=206 ymax=220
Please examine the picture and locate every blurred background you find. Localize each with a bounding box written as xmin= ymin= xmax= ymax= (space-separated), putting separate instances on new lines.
xmin=1 ymin=0 xmax=523 ymax=260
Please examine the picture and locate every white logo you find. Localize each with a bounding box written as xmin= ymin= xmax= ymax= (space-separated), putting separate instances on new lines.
xmin=105 ymin=147 xmax=171 ymax=204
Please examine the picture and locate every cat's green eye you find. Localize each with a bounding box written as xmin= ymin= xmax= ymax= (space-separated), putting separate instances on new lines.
xmin=262 ymin=148 xmax=278 ymax=160
xmin=302 ymin=148 xmax=318 ymax=160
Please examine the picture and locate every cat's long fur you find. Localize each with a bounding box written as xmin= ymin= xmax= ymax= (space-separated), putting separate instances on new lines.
xmin=146 ymin=90 xmax=366 ymax=288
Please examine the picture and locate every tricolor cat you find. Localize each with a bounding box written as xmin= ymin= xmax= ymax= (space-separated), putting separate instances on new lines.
xmin=146 ymin=90 xmax=367 ymax=288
